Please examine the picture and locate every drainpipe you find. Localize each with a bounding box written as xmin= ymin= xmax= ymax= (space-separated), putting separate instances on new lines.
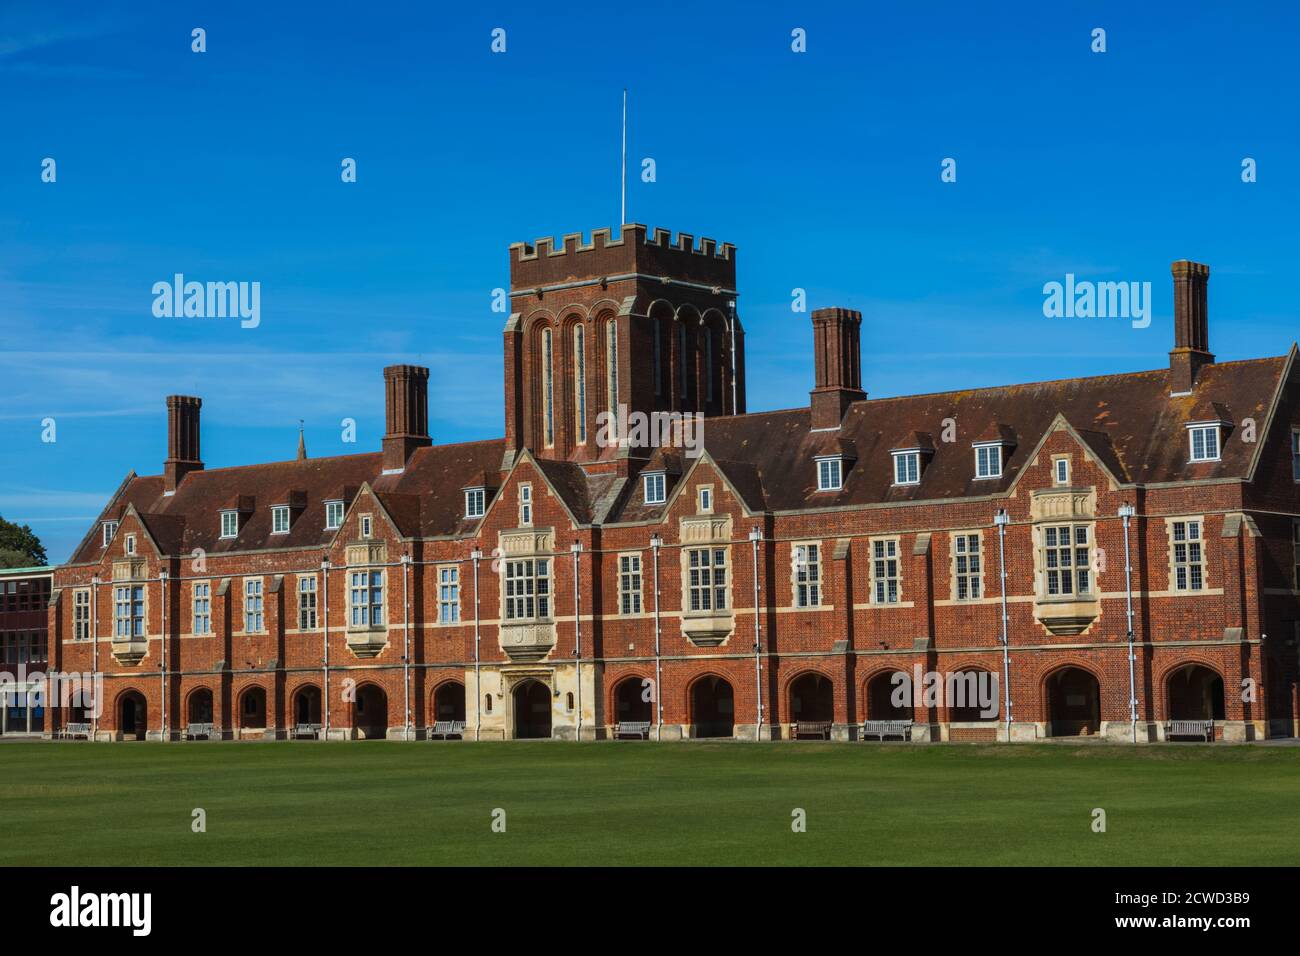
xmin=749 ymin=527 xmax=763 ymax=740
xmin=160 ymin=571 xmax=168 ymax=741
xmin=471 ymin=549 xmax=483 ymax=741
xmin=322 ymin=559 xmax=330 ymax=738
xmin=571 ymin=542 xmax=583 ymax=741
xmin=651 ymin=536 xmax=662 ymax=737
xmin=91 ymin=577 xmax=99 ymax=741
xmin=402 ymin=553 xmax=411 ymax=741
xmin=1119 ymin=503 xmax=1138 ymax=744
xmin=994 ymin=510 xmax=1012 ymax=742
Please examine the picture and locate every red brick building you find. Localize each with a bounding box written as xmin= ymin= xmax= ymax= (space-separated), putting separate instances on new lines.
xmin=1 ymin=566 xmax=52 ymax=735
xmin=46 ymin=227 xmax=1300 ymax=742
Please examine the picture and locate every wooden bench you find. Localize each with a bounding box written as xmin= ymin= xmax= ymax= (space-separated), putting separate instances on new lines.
xmin=613 ymin=721 xmax=651 ymax=740
xmin=1165 ymin=719 xmax=1214 ymax=742
xmin=861 ymin=720 xmax=914 ymax=741
xmin=427 ymin=720 xmax=466 ymax=740
xmin=790 ymin=721 xmax=832 ymax=740
xmin=291 ymin=723 xmax=322 ymax=740
xmin=60 ymin=722 xmax=91 ymax=740
xmin=184 ymin=722 xmax=217 ymax=740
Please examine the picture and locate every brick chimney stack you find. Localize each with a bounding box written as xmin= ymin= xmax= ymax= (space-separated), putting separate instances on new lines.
xmin=164 ymin=395 xmax=203 ymax=493
xmin=810 ymin=307 xmax=867 ymax=429
xmin=1169 ymin=260 xmax=1214 ymax=393
xmin=382 ymin=365 xmax=431 ymax=472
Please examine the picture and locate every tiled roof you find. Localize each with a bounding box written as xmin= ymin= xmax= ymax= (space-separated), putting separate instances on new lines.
xmin=70 ymin=355 xmax=1290 ymax=560
xmin=689 ymin=356 xmax=1290 ymax=513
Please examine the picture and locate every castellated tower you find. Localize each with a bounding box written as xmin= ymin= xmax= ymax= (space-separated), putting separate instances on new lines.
xmin=502 ymin=225 xmax=745 ymax=472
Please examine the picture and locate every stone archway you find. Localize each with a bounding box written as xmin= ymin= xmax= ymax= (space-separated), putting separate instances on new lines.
xmin=1045 ymin=666 xmax=1101 ymax=736
xmin=239 ymin=687 xmax=267 ymax=730
xmin=948 ymin=670 xmax=998 ymax=723
xmin=788 ymin=672 xmax=834 ymax=723
xmin=690 ymin=675 xmax=734 ymax=739
xmin=353 ymin=684 xmax=388 ymax=739
xmin=187 ymin=688 xmax=214 ymax=725
xmin=119 ymin=691 xmax=146 ymax=740
xmin=293 ymin=686 xmax=321 ymax=724
xmin=613 ymin=676 xmax=653 ymax=724
xmin=866 ymin=670 xmax=913 ymax=720
xmin=512 ymin=679 xmax=552 ymax=739
xmin=433 ymin=681 xmax=466 ymax=723
xmin=1167 ymin=664 xmax=1225 ymax=720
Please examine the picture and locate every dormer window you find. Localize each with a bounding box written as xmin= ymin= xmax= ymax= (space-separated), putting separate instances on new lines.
xmin=644 ymin=472 xmax=666 ymax=505
xmin=219 ymin=511 xmax=238 ymax=539
xmin=1187 ymin=423 xmax=1221 ymax=462
xmin=974 ymin=442 xmax=1004 ymax=479
xmin=271 ymin=505 xmax=291 ymax=534
xmin=465 ymin=487 xmax=486 ymax=519
xmin=816 ymin=456 xmax=843 ymax=491
xmin=325 ymin=500 xmax=344 ymax=530
xmin=101 ymin=521 xmax=118 ymax=547
xmin=892 ymin=451 xmax=921 ymax=486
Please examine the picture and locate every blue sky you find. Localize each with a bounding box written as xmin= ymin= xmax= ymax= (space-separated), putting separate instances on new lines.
xmin=2 ymin=0 xmax=1297 ymax=563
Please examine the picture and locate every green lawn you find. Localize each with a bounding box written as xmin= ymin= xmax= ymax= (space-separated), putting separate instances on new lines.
xmin=2 ymin=741 xmax=1297 ymax=866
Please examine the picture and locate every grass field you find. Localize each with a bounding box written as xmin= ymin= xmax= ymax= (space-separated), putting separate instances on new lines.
xmin=3 ymin=740 xmax=1298 ymax=866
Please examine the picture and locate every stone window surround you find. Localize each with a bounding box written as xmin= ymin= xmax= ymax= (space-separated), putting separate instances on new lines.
xmin=790 ymin=539 xmax=823 ymax=608
xmin=868 ymin=535 xmax=902 ymax=605
xmin=1029 ymin=487 xmax=1099 ymax=636
xmin=950 ymin=530 xmax=984 ymax=602
xmin=679 ymin=514 xmax=734 ymax=646
xmin=1166 ymin=515 xmax=1209 ymax=592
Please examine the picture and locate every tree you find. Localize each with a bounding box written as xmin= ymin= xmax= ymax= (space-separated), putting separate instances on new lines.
xmin=0 ymin=516 xmax=47 ymax=567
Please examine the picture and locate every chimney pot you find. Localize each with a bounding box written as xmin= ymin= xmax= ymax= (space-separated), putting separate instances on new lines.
xmin=810 ymin=307 xmax=866 ymax=429
xmin=164 ymin=395 xmax=203 ymax=493
xmin=1170 ymin=260 xmax=1214 ymax=393
xmin=382 ymin=365 xmax=431 ymax=471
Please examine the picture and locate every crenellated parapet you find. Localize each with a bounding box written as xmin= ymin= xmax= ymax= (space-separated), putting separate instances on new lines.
xmin=509 ymin=224 xmax=737 ymax=293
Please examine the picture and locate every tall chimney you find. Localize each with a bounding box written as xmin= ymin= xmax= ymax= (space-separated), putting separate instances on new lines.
xmin=164 ymin=395 xmax=203 ymax=493
xmin=809 ymin=307 xmax=866 ymax=429
xmin=382 ymin=365 xmax=431 ymax=472
xmin=1169 ymin=260 xmax=1214 ymax=394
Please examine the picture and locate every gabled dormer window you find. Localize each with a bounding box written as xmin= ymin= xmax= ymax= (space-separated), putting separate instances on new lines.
xmin=325 ymin=500 xmax=344 ymax=530
xmin=271 ymin=505 xmax=290 ymax=534
xmin=974 ymin=442 xmax=1004 ymax=479
xmin=644 ymin=472 xmax=666 ymax=505
xmin=892 ymin=451 xmax=921 ymax=486
xmin=816 ymin=456 xmax=843 ymax=491
xmin=219 ymin=510 xmax=239 ymax=539
xmin=465 ymin=487 xmax=486 ymax=519
xmin=101 ymin=520 xmax=118 ymax=547
xmin=1187 ymin=423 xmax=1221 ymax=462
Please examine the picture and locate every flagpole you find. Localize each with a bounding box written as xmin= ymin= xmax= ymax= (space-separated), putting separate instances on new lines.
xmin=620 ymin=88 xmax=627 ymax=225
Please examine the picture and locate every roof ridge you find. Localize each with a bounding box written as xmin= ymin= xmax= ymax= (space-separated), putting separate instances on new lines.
xmin=856 ymin=355 xmax=1286 ymax=406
